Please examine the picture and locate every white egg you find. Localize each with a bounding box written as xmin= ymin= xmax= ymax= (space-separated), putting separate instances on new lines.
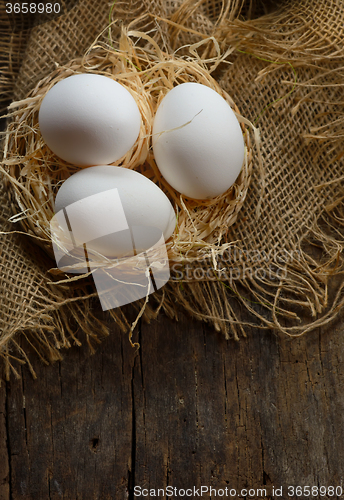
xmin=152 ymin=82 xmax=245 ymax=200
xmin=39 ymin=74 xmax=141 ymax=166
xmin=54 ymin=166 xmax=176 ymax=258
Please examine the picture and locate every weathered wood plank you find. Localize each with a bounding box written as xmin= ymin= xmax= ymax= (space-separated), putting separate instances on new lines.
xmin=5 ymin=321 xmax=136 ymax=500
xmin=134 ymin=314 xmax=265 ymax=494
xmin=119 ymin=313 xmax=344 ymax=496
xmin=0 ymin=382 xmax=9 ymax=500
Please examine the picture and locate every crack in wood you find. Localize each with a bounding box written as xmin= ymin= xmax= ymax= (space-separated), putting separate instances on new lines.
xmin=3 ymin=382 xmax=11 ymax=500
xmin=128 ymin=362 xmax=136 ymax=500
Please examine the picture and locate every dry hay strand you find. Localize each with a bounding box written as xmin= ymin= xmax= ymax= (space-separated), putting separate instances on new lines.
xmin=1 ymin=26 xmax=254 ymax=281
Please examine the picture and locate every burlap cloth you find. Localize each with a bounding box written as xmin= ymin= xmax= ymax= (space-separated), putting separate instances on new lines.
xmin=1 ymin=0 xmax=344 ymax=378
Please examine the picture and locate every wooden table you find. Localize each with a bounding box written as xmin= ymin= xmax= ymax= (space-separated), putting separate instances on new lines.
xmin=1 ymin=306 xmax=344 ymax=500
xmin=1 ymin=43 xmax=343 ymax=500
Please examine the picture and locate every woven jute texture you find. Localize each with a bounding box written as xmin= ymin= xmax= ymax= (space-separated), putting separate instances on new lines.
xmin=1 ymin=0 xmax=344 ymax=378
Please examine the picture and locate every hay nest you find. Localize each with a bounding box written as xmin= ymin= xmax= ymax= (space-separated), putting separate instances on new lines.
xmin=1 ymin=27 xmax=254 ymax=291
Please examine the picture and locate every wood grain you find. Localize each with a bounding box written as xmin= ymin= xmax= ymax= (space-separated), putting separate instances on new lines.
xmin=1 ymin=309 xmax=344 ymax=499
xmin=0 ymin=382 xmax=9 ymax=500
